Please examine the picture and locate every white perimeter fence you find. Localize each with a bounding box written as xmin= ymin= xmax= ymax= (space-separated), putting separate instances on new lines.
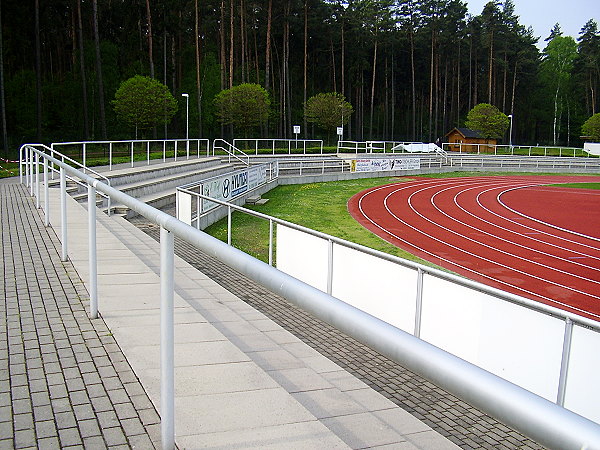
xmin=20 ymin=144 xmax=600 ymax=449
xmin=176 ymin=185 xmax=600 ymax=427
xmin=51 ymin=139 xmax=210 ymax=170
xmin=233 ymin=138 xmax=324 ymax=155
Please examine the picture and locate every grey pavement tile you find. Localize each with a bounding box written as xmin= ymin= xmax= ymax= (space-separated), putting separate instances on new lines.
xmin=120 ymin=417 xmax=146 ymax=437
xmin=102 ymin=426 xmax=127 ymax=446
xmin=96 ymin=411 xmax=120 ymax=430
xmin=13 ymin=429 xmax=37 ymax=448
xmin=12 ymin=412 xmax=34 ymax=432
xmin=35 ymin=419 xmax=58 ymax=439
xmin=78 ymin=418 xmax=102 ymax=439
xmin=36 ymin=437 xmax=61 ymax=450
xmin=58 ymin=427 xmax=82 ymax=447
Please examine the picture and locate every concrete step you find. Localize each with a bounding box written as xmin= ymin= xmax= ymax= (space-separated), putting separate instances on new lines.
xmin=74 ymin=162 xmax=237 ymax=207
xmin=99 ymin=157 xmax=224 ymax=188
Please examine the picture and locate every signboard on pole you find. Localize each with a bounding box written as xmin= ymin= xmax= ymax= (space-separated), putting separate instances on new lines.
xmin=293 ymin=125 xmax=301 ymax=135
xmin=337 ymin=127 xmax=344 ymax=136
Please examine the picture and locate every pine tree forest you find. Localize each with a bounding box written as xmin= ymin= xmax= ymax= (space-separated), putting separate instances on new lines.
xmin=1 ymin=0 xmax=599 ymax=152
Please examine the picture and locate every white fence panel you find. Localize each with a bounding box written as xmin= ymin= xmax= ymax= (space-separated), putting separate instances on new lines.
xmin=420 ymin=274 xmax=564 ymax=400
xmin=176 ymin=190 xmax=192 ymax=226
xmin=276 ymin=225 xmax=329 ymax=292
xmin=331 ymin=244 xmax=418 ymax=333
xmin=564 ymin=326 xmax=600 ymax=422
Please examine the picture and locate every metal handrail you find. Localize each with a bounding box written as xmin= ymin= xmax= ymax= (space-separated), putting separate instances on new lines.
xmin=20 ymin=143 xmax=112 ymax=214
xmin=22 ymin=145 xmax=600 ymax=450
xmin=51 ymin=138 xmax=211 ymax=170
xmin=233 ymin=138 xmax=324 ymax=155
xmin=212 ymin=139 xmax=250 ymax=166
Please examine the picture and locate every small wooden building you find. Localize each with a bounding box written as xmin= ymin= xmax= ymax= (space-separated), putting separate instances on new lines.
xmin=445 ymin=127 xmax=497 ymax=153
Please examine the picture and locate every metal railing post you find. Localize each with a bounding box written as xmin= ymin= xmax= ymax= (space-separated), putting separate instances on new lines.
xmin=109 ymin=142 xmax=113 ymax=171
xmin=60 ymin=167 xmax=68 ymax=262
xmin=147 ymin=141 xmax=151 ymax=165
xmin=174 ymin=141 xmax=178 ymax=161
xmin=19 ymin=146 xmax=23 ymax=183
xmin=160 ymin=227 xmax=175 ymax=450
xmin=88 ymin=183 xmax=98 ymax=319
xmin=327 ymin=239 xmax=334 ymax=295
xmin=163 ymin=140 xmax=167 ymax=162
xmin=227 ymin=206 xmax=232 ymax=246
xmin=414 ymin=268 xmax=424 ymax=338
xmin=268 ymin=219 xmax=274 ymax=266
xmin=557 ymin=318 xmax=573 ymax=406
xmin=44 ymin=158 xmax=49 ymax=227
xmin=35 ymin=151 xmax=40 ymax=208
xmin=131 ymin=141 xmax=135 ymax=167
xmin=82 ymin=143 xmax=87 ymax=171
xmin=29 ymin=147 xmax=34 ymax=195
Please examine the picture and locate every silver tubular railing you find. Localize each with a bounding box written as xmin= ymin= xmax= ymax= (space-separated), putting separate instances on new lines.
xmin=21 ymin=145 xmax=600 ymax=450
xmin=20 ymin=144 xmax=112 ymax=215
xmin=51 ymin=138 xmax=211 ymax=170
xmin=212 ymin=139 xmax=250 ymax=166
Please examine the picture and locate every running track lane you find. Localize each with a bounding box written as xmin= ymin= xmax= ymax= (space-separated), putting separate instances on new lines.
xmin=347 ymin=175 xmax=600 ymax=321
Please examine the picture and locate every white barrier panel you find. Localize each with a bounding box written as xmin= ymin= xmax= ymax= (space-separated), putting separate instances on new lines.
xmin=331 ymin=243 xmax=417 ymax=333
xmin=176 ymin=190 xmax=192 ymax=226
xmin=276 ymin=225 xmax=329 ymax=292
xmin=420 ymin=274 xmax=564 ymax=400
xmin=584 ymin=142 xmax=600 ymax=156
xmin=351 ymin=157 xmax=421 ymax=173
xmin=564 ymin=325 xmax=600 ymax=423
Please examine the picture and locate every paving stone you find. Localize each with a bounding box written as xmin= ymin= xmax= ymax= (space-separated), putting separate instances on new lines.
xmin=1 ymin=181 xmax=158 ymax=450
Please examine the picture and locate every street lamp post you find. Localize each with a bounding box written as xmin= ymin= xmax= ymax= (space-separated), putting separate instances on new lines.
xmin=182 ymin=93 xmax=189 ymax=155
xmin=508 ymin=114 xmax=513 ymax=150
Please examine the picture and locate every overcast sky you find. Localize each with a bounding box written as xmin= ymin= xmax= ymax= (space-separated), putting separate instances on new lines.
xmin=464 ymin=0 xmax=599 ymax=48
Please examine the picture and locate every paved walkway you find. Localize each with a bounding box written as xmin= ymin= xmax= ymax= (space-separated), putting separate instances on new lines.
xmin=0 ymin=173 xmax=543 ymax=449
xmin=1 ymin=177 xmax=161 ymax=448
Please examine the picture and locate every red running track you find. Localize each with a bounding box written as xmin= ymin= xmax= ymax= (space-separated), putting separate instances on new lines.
xmin=348 ymin=175 xmax=600 ymax=321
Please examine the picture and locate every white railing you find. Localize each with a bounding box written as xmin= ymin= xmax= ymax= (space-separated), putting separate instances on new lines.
xmin=51 ymin=139 xmax=210 ymax=170
xmin=447 ymin=154 xmax=600 ymax=171
xmin=443 ymin=142 xmax=591 ymax=158
xmin=20 ymin=144 xmax=112 ymax=216
xmin=233 ymin=138 xmax=324 ymax=155
xmin=20 ymin=143 xmax=600 ymax=450
xmin=212 ymin=139 xmax=250 ymax=166
xmin=337 ymin=140 xmax=427 ymax=154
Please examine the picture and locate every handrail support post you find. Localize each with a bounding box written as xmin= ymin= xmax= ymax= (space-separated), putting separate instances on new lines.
xmin=160 ymin=227 xmax=175 ymax=450
xmin=88 ymin=183 xmax=98 ymax=319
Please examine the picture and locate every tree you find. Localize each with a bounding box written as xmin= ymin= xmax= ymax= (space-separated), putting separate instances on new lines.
xmin=541 ymin=35 xmax=577 ymax=145
xmin=465 ymin=103 xmax=509 ymax=139
xmin=213 ymin=83 xmax=270 ymax=135
xmin=304 ymin=92 xmax=353 ymax=143
xmin=112 ymin=75 xmax=178 ymax=136
xmin=582 ymin=113 xmax=600 ymax=141
xmin=92 ymin=0 xmax=107 ymax=139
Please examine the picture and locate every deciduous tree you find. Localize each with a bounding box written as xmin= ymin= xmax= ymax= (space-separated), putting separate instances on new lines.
xmin=112 ymin=75 xmax=178 ymax=136
xmin=582 ymin=113 xmax=600 ymax=141
xmin=214 ymin=83 xmax=270 ymax=135
xmin=465 ymin=103 xmax=509 ymax=139
xmin=304 ymin=92 xmax=353 ymax=143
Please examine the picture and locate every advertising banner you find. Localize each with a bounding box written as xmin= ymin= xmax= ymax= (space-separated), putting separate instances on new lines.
xmin=350 ymin=158 xmax=421 ymax=173
xmin=200 ymin=164 xmax=268 ymax=213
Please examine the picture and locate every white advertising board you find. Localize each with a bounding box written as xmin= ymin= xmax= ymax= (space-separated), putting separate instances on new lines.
xmin=200 ymin=165 xmax=268 ymax=213
xmin=351 ymin=158 xmax=420 ymax=172
xmin=274 ymin=223 xmax=600 ymax=421
xmin=176 ymin=190 xmax=192 ymax=226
